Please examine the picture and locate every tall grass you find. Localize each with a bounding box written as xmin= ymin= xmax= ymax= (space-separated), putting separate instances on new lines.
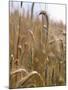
xmin=9 ymin=8 xmax=66 ymax=88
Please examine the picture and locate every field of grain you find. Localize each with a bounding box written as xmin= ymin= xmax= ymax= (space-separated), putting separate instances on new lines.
xmin=9 ymin=2 xmax=66 ymax=89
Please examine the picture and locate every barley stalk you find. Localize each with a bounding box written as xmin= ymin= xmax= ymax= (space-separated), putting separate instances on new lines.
xmin=16 ymin=71 xmax=45 ymax=88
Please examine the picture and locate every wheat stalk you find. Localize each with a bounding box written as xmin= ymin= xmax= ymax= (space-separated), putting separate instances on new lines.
xmin=11 ymin=68 xmax=28 ymax=76
xmin=16 ymin=71 xmax=45 ymax=88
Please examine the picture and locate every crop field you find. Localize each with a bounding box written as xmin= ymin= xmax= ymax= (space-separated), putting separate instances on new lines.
xmin=9 ymin=2 xmax=66 ymax=89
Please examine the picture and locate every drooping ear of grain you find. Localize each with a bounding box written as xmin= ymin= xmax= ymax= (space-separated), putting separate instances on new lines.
xmin=16 ymin=71 xmax=45 ymax=88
